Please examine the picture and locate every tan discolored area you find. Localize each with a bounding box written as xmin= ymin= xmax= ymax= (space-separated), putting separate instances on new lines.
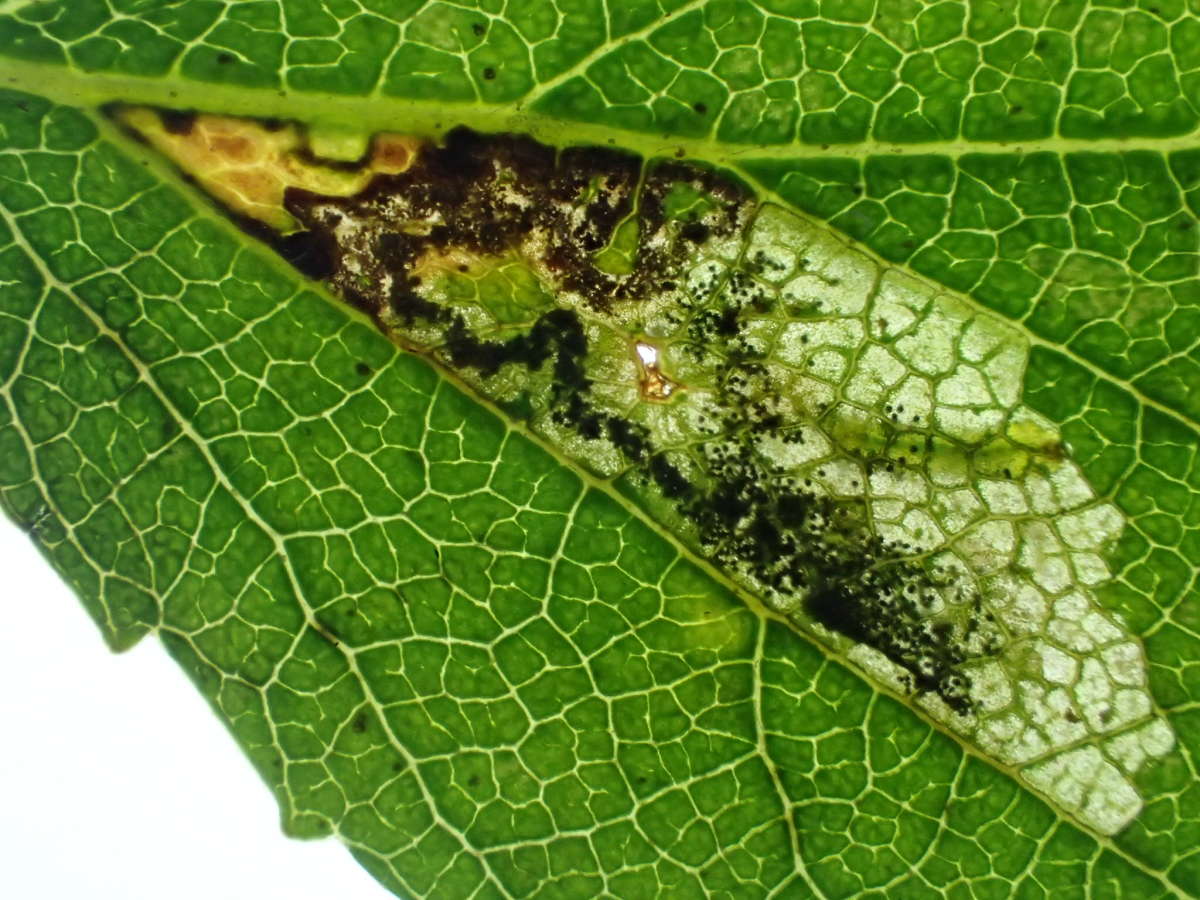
xmin=116 ymin=106 xmax=422 ymax=231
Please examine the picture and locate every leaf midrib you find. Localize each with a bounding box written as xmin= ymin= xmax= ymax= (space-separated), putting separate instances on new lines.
xmin=11 ymin=60 xmax=1200 ymax=162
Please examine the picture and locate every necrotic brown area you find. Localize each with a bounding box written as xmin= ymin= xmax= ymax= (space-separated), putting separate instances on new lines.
xmin=284 ymin=127 xmax=746 ymax=315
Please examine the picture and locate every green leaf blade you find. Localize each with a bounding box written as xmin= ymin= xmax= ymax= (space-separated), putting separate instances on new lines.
xmin=3 ymin=1 xmax=1200 ymax=896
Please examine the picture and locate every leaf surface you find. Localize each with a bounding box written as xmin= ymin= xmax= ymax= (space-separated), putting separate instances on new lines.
xmin=1 ymin=2 xmax=1198 ymax=897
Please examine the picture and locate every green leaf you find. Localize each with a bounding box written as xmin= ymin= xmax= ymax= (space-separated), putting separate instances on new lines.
xmin=1 ymin=2 xmax=1198 ymax=897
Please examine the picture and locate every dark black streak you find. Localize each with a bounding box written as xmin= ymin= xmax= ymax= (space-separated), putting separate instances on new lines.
xmin=158 ymin=108 xmax=197 ymax=135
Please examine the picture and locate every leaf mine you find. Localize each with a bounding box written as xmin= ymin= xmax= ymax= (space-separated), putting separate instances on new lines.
xmin=120 ymin=106 xmax=1173 ymax=835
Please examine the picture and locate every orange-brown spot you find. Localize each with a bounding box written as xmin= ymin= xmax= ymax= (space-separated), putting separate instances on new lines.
xmin=208 ymin=133 xmax=257 ymax=163
xmin=225 ymin=169 xmax=280 ymax=203
xmin=115 ymin=106 xmax=426 ymax=232
xmin=371 ymin=134 xmax=421 ymax=174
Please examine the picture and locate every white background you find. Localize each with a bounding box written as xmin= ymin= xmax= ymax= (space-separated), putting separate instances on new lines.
xmin=0 ymin=521 xmax=391 ymax=899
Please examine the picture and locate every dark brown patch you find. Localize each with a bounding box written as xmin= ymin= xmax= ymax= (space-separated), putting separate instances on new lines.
xmin=157 ymin=108 xmax=197 ymax=136
xmin=275 ymin=229 xmax=340 ymax=281
xmin=285 ymin=127 xmax=747 ymax=315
